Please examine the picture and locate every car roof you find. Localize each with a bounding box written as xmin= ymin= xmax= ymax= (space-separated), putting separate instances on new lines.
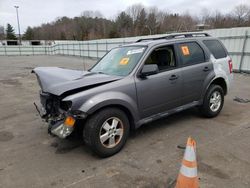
xmin=124 ymin=32 xmax=217 ymax=48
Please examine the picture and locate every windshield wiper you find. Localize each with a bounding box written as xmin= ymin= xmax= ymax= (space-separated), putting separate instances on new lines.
xmin=96 ymin=71 xmax=107 ymax=75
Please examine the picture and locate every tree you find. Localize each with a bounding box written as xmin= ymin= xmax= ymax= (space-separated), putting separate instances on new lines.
xmin=19 ymin=3 xmax=250 ymax=41
xmin=134 ymin=8 xmax=147 ymax=35
xmin=23 ymin=27 xmax=34 ymax=40
xmin=60 ymin=32 xmax=66 ymax=40
xmin=146 ymin=12 xmax=157 ymax=35
xmin=233 ymin=4 xmax=250 ymax=26
xmin=81 ymin=10 xmax=103 ymax=18
xmin=0 ymin=25 xmax=4 ymax=40
xmin=6 ymin=23 xmax=17 ymax=40
xmin=115 ymin=11 xmax=133 ymax=37
xmin=126 ymin=4 xmax=144 ymax=23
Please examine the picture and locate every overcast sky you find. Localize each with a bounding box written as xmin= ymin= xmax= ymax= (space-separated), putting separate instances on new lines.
xmin=0 ymin=0 xmax=250 ymax=33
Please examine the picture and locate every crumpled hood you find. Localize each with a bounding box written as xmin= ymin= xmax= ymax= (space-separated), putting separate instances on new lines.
xmin=32 ymin=67 xmax=122 ymax=96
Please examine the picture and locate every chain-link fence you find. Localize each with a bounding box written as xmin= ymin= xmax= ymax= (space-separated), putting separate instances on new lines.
xmin=0 ymin=41 xmax=131 ymax=58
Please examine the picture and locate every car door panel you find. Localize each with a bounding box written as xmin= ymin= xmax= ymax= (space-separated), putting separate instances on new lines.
xmin=176 ymin=41 xmax=213 ymax=105
xmin=181 ymin=61 xmax=213 ymax=104
xmin=135 ymin=69 xmax=182 ymax=119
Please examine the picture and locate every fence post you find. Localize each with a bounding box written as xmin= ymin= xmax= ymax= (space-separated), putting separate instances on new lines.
xmin=51 ymin=44 xmax=57 ymax=55
xmin=4 ymin=45 xmax=7 ymax=55
xmin=87 ymin=42 xmax=90 ymax=58
xmin=96 ymin=41 xmax=99 ymax=59
xmin=79 ymin=43 xmax=81 ymax=57
xmin=45 ymin=44 xmax=47 ymax=55
xmin=106 ymin=40 xmax=108 ymax=53
xmin=67 ymin=43 xmax=69 ymax=56
xmin=50 ymin=44 xmax=52 ymax=55
xmin=32 ymin=45 xmax=34 ymax=55
xmin=19 ymin=45 xmax=21 ymax=55
xmin=54 ymin=44 xmax=56 ymax=55
xmin=239 ymin=30 xmax=248 ymax=72
xmin=58 ymin=44 xmax=60 ymax=55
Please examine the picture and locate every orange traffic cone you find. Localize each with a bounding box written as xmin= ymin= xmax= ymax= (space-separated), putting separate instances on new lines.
xmin=175 ymin=137 xmax=198 ymax=188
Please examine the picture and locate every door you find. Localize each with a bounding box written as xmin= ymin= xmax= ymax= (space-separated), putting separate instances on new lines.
xmin=135 ymin=45 xmax=182 ymax=119
xmin=176 ymin=42 xmax=213 ymax=104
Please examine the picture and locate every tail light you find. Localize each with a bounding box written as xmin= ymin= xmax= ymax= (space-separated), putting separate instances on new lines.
xmin=228 ymin=59 xmax=233 ymax=73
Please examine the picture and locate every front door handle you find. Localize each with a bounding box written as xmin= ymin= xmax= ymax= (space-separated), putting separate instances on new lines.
xmin=203 ymin=67 xmax=210 ymax=72
xmin=169 ymin=74 xmax=179 ymax=80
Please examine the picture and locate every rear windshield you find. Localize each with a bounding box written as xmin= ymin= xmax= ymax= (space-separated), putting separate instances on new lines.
xmin=203 ymin=40 xmax=227 ymax=59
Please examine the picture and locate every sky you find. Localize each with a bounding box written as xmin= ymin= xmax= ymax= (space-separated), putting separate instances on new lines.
xmin=0 ymin=0 xmax=250 ymax=34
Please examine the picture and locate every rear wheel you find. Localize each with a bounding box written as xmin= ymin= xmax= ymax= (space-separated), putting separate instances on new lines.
xmin=83 ymin=108 xmax=130 ymax=157
xmin=200 ymin=84 xmax=224 ymax=118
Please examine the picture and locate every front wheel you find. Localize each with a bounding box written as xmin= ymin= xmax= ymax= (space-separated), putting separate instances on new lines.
xmin=83 ymin=108 xmax=130 ymax=157
xmin=200 ymin=84 xmax=224 ymax=118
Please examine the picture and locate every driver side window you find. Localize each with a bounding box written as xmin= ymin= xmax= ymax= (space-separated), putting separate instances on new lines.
xmin=145 ymin=45 xmax=176 ymax=71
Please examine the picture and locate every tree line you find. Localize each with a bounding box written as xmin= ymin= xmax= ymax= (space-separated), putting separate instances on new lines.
xmin=1 ymin=4 xmax=250 ymax=41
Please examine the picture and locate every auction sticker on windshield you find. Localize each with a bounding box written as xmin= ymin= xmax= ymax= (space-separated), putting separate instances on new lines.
xmin=119 ymin=58 xmax=130 ymax=65
xmin=127 ymin=48 xmax=145 ymax=55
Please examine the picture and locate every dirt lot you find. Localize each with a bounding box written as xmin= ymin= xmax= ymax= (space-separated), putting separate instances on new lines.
xmin=0 ymin=55 xmax=250 ymax=188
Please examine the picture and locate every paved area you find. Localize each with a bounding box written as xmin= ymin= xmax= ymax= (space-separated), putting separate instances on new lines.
xmin=0 ymin=55 xmax=250 ymax=188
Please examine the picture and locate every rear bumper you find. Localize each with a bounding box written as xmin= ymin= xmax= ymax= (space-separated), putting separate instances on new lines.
xmin=226 ymin=73 xmax=234 ymax=93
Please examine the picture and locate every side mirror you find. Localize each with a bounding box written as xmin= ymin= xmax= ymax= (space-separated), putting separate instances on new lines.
xmin=140 ymin=64 xmax=159 ymax=78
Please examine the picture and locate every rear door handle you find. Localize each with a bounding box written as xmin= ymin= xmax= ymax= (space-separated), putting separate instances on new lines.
xmin=203 ymin=67 xmax=210 ymax=72
xmin=169 ymin=74 xmax=179 ymax=80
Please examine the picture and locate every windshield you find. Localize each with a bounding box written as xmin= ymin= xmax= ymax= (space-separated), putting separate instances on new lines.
xmin=91 ymin=46 xmax=146 ymax=76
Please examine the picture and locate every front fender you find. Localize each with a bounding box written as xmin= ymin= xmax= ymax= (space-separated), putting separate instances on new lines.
xmin=78 ymin=91 xmax=139 ymax=122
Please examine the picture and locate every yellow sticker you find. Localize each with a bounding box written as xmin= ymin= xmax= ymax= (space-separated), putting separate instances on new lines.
xmin=119 ymin=58 xmax=129 ymax=65
xmin=181 ymin=46 xmax=190 ymax=56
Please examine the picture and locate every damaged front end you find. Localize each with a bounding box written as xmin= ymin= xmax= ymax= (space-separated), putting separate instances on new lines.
xmin=34 ymin=91 xmax=80 ymax=138
xmin=32 ymin=67 xmax=121 ymax=139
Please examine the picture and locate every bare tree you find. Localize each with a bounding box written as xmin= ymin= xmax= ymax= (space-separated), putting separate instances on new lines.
xmin=146 ymin=7 xmax=159 ymax=35
xmin=81 ymin=10 xmax=103 ymax=18
xmin=233 ymin=4 xmax=250 ymax=26
xmin=200 ymin=8 xmax=211 ymax=24
xmin=23 ymin=3 xmax=250 ymax=40
xmin=126 ymin=4 xmax=144 ymax=23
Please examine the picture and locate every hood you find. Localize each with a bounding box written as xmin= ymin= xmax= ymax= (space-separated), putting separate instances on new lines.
xmin=32 ymin=67 xmax=122 ymax=96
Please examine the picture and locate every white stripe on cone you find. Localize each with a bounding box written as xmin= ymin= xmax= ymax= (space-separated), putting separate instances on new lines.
xmin=183 ymin=146 xmax=196 ymax=162
xmin=180 ymin=165 xmax=197 ymax=178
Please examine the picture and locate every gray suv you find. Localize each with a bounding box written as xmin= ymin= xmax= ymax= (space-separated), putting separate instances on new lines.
xmin=33 ymin=32 xmax=233 ymax=157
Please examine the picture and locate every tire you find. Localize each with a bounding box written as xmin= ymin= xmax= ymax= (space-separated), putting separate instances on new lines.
xmin=200 ymin=84 xmax=224 ymax=118
xmin=83 ymin=107 xmax=130 ymax=157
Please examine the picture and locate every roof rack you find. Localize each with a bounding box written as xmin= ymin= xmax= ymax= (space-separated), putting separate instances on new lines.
xmin=136 ymin=32 xmax=210 ymax=42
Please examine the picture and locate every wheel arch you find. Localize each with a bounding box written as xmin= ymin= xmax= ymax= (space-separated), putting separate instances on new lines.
xmin=88 ymin=104 xmax=136 ymax=130
xmin=209 ymin=77 xmax=227 ymax=95
xmin=200 ymin=76 xmax=227 ymax=105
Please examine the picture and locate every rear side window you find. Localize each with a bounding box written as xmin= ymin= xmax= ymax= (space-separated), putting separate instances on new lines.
xmin=203 ymin=40 xmax=227 ymax=59
xmin=177 ymin=42 xmax=205 ymax=65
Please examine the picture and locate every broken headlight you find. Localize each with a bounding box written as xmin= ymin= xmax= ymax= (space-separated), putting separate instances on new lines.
xmin=60 ymin=101 xmax=72 ymax=111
